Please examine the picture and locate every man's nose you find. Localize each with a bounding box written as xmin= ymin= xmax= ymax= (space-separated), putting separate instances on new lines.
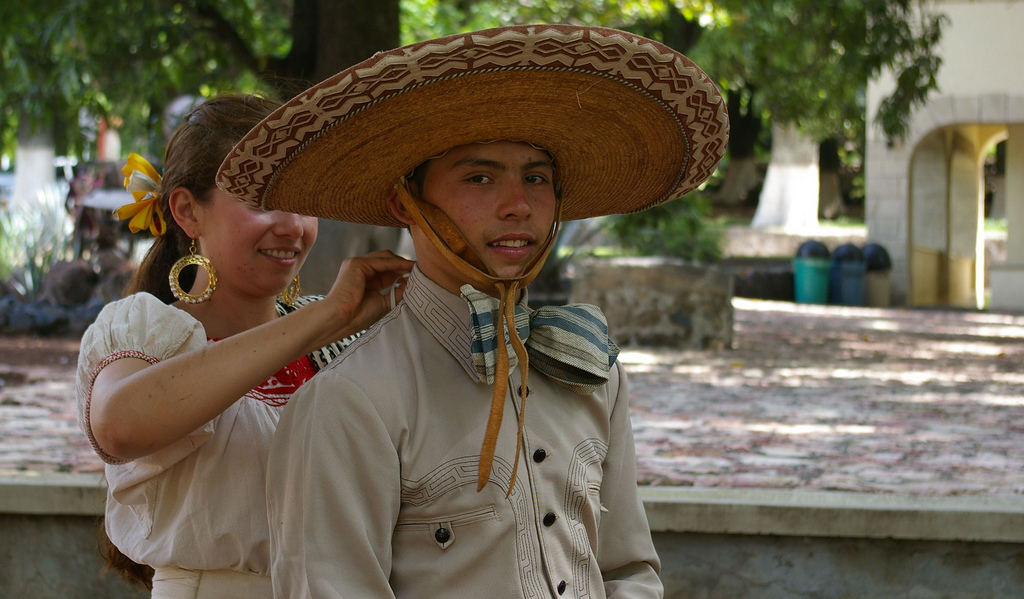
xmin=498 ymin=181 xmax=532 ymax=219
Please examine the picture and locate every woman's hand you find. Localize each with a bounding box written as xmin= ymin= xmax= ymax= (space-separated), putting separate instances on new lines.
xmin=319 ymin=250 xmax=414 ymax=343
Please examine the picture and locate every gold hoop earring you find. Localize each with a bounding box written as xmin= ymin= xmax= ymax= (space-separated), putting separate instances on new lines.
xmin=169 ymin=239 xmax=218 ymax=304
xmin=278 ymin=275 xmax=301 ymax=306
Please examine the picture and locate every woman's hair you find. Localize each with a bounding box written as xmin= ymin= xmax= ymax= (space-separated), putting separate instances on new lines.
xmin=104 ymin=94 xmax=281 ymax=589
xmin=98 ymin=526 xmax=154 ymax=590
xmin=123 ymin=94 xmax=282 ymax=303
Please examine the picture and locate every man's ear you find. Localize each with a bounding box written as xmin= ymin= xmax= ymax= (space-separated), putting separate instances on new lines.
xmin=386 ymin=187 xmax=416 ymax=228
xmin=167 ymin=187 xmax=201 ymax=238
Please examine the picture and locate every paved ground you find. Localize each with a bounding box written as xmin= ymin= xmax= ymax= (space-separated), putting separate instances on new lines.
xmin=2 ymin=299 xmax=1023 ymax=497
xmin=627 ymin=299 xmax=1024 ymax=497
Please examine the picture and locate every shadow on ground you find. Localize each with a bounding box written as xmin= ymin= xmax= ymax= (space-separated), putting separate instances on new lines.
xmin=1 ymin=299 xmax=1022 ymax=497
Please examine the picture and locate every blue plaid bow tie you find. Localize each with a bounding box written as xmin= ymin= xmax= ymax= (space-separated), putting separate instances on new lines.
xmin=461 ymin=285 xmax=619 ymax=394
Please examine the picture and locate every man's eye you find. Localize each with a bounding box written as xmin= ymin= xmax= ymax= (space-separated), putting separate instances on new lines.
xmin=525 ymin=174 xmax=550 ymax=184
xmin=468 ymin=175 xmax=491 ymax=184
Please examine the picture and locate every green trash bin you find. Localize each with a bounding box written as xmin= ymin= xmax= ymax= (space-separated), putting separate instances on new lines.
xmin=793 ymin=258 xmax=830 ymax=303
xmin=793 ymin=240 xmax=830 ymax=304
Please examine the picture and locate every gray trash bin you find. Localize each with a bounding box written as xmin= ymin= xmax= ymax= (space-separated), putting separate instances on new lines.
xmin=863 ymin=243 xmax=892 ymax=307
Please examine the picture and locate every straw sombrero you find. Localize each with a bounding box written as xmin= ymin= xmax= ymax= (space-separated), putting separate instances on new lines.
xmin=216 ymin=24 xmax=729 ymax=226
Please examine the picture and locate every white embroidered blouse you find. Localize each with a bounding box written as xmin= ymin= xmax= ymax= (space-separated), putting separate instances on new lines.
xmin=75 ymin=292 xmax=330 ymax=574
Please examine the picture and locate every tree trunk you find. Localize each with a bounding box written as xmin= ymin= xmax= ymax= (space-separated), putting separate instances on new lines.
xmin=751 ymin=122 xmax=820 ymax=231
xmin=287 ymin=0 xmax=405 ymax=294
xmin=13 ymin=118 xmax=57 ymax=210
xmin=268 ymin=0 xmax=400 ymax=89
xmin=818 ymin=137 xmax=844 ymax=219
xmin=712 ymin=87 xmax=761 ymax=206
xmin=713 ymin=155 xmax=760 ymax=206
xmin=313 ymin=0 xmax=399 ymax=78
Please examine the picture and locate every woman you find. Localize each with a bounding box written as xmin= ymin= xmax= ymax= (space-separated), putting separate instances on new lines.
xmin=75 ymin=94 xmax=413 ymax=597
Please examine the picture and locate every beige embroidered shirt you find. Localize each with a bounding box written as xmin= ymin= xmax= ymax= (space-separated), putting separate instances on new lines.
xmin=267 ymin=268 xmax=662 ymax=598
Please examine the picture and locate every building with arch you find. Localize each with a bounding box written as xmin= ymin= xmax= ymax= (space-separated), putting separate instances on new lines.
xmin=865 ymin=0 xmax=1024 ymax=309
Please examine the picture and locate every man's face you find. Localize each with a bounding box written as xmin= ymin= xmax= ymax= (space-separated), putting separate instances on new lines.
xmin=411 ymin=141 xmax=557 ymax=293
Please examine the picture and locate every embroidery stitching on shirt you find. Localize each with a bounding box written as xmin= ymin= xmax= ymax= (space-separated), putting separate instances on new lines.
xmin=86 ymin=350 xmax=161 ymax=464
xmin=404 ymin=277 xmax=478 ymax=381
xmin=400 ymin=456 xmax=544 ymax=598
xmin=244 ymin=355 xmax=316 ymax=407
xmin=565 ymin=438 xmax=608 ymax=598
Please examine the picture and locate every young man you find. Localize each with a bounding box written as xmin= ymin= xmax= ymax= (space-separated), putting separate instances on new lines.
xmin=218 ymin=25 xmax=728 ymax=598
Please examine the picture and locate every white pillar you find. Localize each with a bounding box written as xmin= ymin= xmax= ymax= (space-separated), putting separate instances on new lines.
xmin=990 ymin=125 xmax=1024 ymax=310
xmin=1004 ymin=127 xmax=1024 ymax=261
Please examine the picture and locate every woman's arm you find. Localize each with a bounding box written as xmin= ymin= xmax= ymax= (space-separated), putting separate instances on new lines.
xmin=89 ymin=251 xmax=413 ymax=460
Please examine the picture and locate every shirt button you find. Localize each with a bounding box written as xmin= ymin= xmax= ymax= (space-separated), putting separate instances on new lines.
xmin=434 ymin=527 xmax=451 ymax=544
xmin=517 ymin=385 xmax=532 ymax=397
xmin=533 ymin=448 xmax=547 ymax=463
xmin=543 ymin=512 xmax=557 ymax=527
xmin=557 ymin=580 xmax=567 ymax=594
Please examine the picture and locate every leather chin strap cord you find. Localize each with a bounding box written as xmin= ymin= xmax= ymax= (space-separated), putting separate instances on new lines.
xmin=395 ymin=179 xmax=562 ymax=495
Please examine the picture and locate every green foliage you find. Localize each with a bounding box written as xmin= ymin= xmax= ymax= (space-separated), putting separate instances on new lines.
xmin=0 ymin=184 xmax=74 ymax=301
xmin=398 ymin=0 xmax=943 ymax=144
xmin=0 ymin=0 xmax=291 ymax=159
xmin=985 ymin=218 xmax=1007 ymax=234
xmin=606 ymin=194 xmax=722 ymax=262
xmin=0 ymin=0 xmax=945 ymax=158
xmin=84 ymin=0 xmax=292 ymax=154
xmin=698 ymin=0 xmax=946 ymax=142
xmin=0 ymin=0 xmax=92 ymax=156
xmin=400 ymin=0 xmax=717 ymax=42
xmin=0 ymin=0 xmax=948 ymax=281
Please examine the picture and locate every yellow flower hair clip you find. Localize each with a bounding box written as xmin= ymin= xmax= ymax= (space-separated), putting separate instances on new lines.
xmin=115 ymin=152 xmax=167 ymax=236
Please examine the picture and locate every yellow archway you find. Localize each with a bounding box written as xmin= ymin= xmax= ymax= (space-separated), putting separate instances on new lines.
xmin=907 ymin=125 xmax=1007 ymax=308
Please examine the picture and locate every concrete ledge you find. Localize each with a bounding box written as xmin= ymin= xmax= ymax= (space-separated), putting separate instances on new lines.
xmin=721 ymin=225 xmax=866 ymax=259
xmin=641 ymin=486 xmax=1024 ymax=544
xmin=0 ymin=472 xmax=105 ymax=516
xmin=4 ymin=473 xmax=1022 ymax=544
xmin=3 ymin=474 xmax=1023 ymax=597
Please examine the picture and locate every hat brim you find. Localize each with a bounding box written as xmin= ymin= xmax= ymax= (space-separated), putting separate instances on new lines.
xmin=217 ymin=25 xmax=729 ymax=227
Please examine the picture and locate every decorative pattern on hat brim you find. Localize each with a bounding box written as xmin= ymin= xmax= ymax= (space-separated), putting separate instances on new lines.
xmin=216 ymin=24 xmax=729 ymax=227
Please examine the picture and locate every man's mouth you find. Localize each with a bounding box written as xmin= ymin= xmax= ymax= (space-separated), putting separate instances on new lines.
xmin=489 ymin=240 xmax=529 ymax=248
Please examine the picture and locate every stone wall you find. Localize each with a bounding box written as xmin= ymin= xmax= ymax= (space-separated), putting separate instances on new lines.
xmin=1 ymin=514 xmax=147 ymax=599
xmin=0 ymin=473 xmax=146 ymax=598
xmin=656 ymin=532 xmax=1024 ymax=599
xmin=3 ymin=475 xmax=1023 ymax=598
xmin=570 ymin=257 xmax=733 ymax=349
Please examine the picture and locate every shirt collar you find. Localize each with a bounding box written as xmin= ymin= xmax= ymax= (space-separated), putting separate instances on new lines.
xmin=403 ymin=266 xmax=530 ymax=384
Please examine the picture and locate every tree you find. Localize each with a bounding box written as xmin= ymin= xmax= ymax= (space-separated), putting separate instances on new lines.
xmin=1 ymin=0 xmax=402 ymax=293
xmin=273 ymin=0 xmax=403 ymax=295
xmin=421 ymin=0 xmax=944 ymax=232
xmin=1 ymin=0 xmax=96 ymax=208
xmin=695 ymin=0 xmax=946 ymax=229
xmin=0 ymin=0 xmax=947 ymax=280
